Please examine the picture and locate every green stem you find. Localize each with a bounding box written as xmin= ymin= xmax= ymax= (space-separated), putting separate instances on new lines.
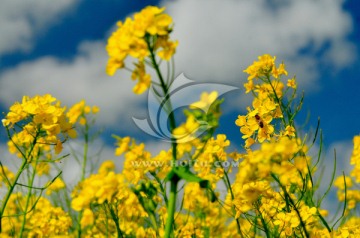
xmin=108 ymin=203 xmax=123 ymax=238
xmin=78 ymin=123 xmax=89 ymax=238
xmin=146 ymin=35 xmax=178 ymax=238
xmin=266 ymin=76 xmax=288 ymax=126
xmin=81 ymin=123 xmax=89 ymax=181
xmin=0 ymin=159 xmax=27 ymax=233
xmin=222 ymin=166 xmax=243 ymax=237
xmin=272 ymin=174 xmax=310 ymax=238
xmin=266 ymin=75 xmax=301 ymax=139
xmin=164 ymin=178 xmax=178 ymax=237
xmin=0 ymin=130 xmax=39 ymax=233
xmin=150 ymin=172 xmax=168 ymax=206
xmin=150 ymin=212 xmax=159 ymax=236
xmin=256 ymin=204 xmax=271 ymax=238
xmin=19 ymin=159 xmax=38 ymax=237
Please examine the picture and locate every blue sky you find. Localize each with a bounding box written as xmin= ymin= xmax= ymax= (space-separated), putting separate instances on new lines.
xmin=0 ymin=0 xmax=360 ymax=175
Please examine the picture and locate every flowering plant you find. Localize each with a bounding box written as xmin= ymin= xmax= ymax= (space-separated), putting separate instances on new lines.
xmin=1 ymin=5 xmax=360 ymax=238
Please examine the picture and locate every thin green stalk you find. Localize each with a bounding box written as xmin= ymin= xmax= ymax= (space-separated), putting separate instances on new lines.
xmin=256 ymin=205 xmax=271 ymax=238
xmin=0 ymin=159 xmax=27 ymax=233
xmin=164 ymin=137 xmax=178 ymax=238
xmin=0 ymin=130 xmax=39 ymax=233
xmin=81 ymin=124 xmax=89 ymax=181
xmin=150 ymin=212 xmax=159 ymax=236
xmin=164 ymin=179 xmax=178 ymax=237
xmin=287 ymin=193 xmax=309 ymax=238
xmin=19 ymin=159 xmax=38 ymax=237
xmin=108 ymin=203 xmax=123 ymax=238
xmin=222 ymin=168 xmax=243 ymax=237
xmin=272 ymin=174 xmax=310 ymax=238
xmin=265 ymin=76 xmax=287 ymax=126
xmin=146 ymin=35 xmax=178 ymax=238
xmin=78 ymin=122 xmax=89 ymax=238
xmin=332 ymin=172 xmax=348 ymax=229
xmin=150 ymin=172 xmax=168 ymax=206
xmin=0 ymin=162 xmax=12 ymax=187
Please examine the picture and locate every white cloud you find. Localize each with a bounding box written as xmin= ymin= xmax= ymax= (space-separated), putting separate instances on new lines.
xmin=164 ymin=0 xmax=355 ymax=91
xmin=0 ymin=0 xmax=78 ymax=56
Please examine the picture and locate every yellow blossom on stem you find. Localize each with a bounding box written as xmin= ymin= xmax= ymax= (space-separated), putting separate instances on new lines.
xmin=287 ymin=78 xmax=297 ymax=89
xmin=106 ymin=6 xmax=177 ymax=95
xmin=173 ymin=115 xmax=200 ymax=143
xmin=190 ymin=91 xmax=218 ymax=111
xmin=114 ymin=136 xmax=132 ymax=156
xmin=81 ymin=208 xmax=94 ymax=228
xmin=284 ymin=125 xmax=296 ymax=137
xmin=131 ymin=61 xmax=152 ymax=94
xmin=243 ymin=54 xmax=276 ymax=80
xmin=3 ymin=94 xmax=77 ymax=156
xmin=46 ymin=177 xmax=66 ymax=195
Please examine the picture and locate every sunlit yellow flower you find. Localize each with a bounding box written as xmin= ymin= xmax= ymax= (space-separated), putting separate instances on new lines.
xmin=284 ymin=125 xmax=296 ymax=137
xmin=81 ymin=208 xmax=94 ymax=228
xmin=287 ymin=78 xmax=297 ymax=89
xmin=106 ymin=6 xmax=177 ymax=95
xmin=3 ymin=94 xmax=79 ymax=159
xmin=190 ymin=91 xmax=218 ymax=111
xmin=131 ymin=61 xmax=151 ymax=94
xmin=173 ymin=115 xmax=200 ymax=143
xmin=156 ymin=36 xmax=178 ymax=60
xmin=92 ymin=105 xmax=100 ymax=114
xmin=46 ymin=177 xmax=66 ymax=195
xmin=115 ymin=136 xmax=131 ymax=156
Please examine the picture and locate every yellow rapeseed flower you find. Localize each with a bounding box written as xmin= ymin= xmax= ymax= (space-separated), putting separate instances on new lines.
xmin=106 ymin=6 xmax=177 ymax=94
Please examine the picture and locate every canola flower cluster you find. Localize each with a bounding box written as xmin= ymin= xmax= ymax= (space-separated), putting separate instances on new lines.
xmin=0 ymin=97 xmax=99 ymax=237
xmin=236 ymin=54 xmax=296 ymax=148
xmin=1 ymin=5 xmax=360 ymax=238
xmin=2 ymin=94 xmax=76 ymax=157
xmin=106 ymin=6 xmax=178 ymax=94
xmin=0 ymin=193 xmax=72 ymax=237
xmin=71 ymin=161 xmax=150 ymax=236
